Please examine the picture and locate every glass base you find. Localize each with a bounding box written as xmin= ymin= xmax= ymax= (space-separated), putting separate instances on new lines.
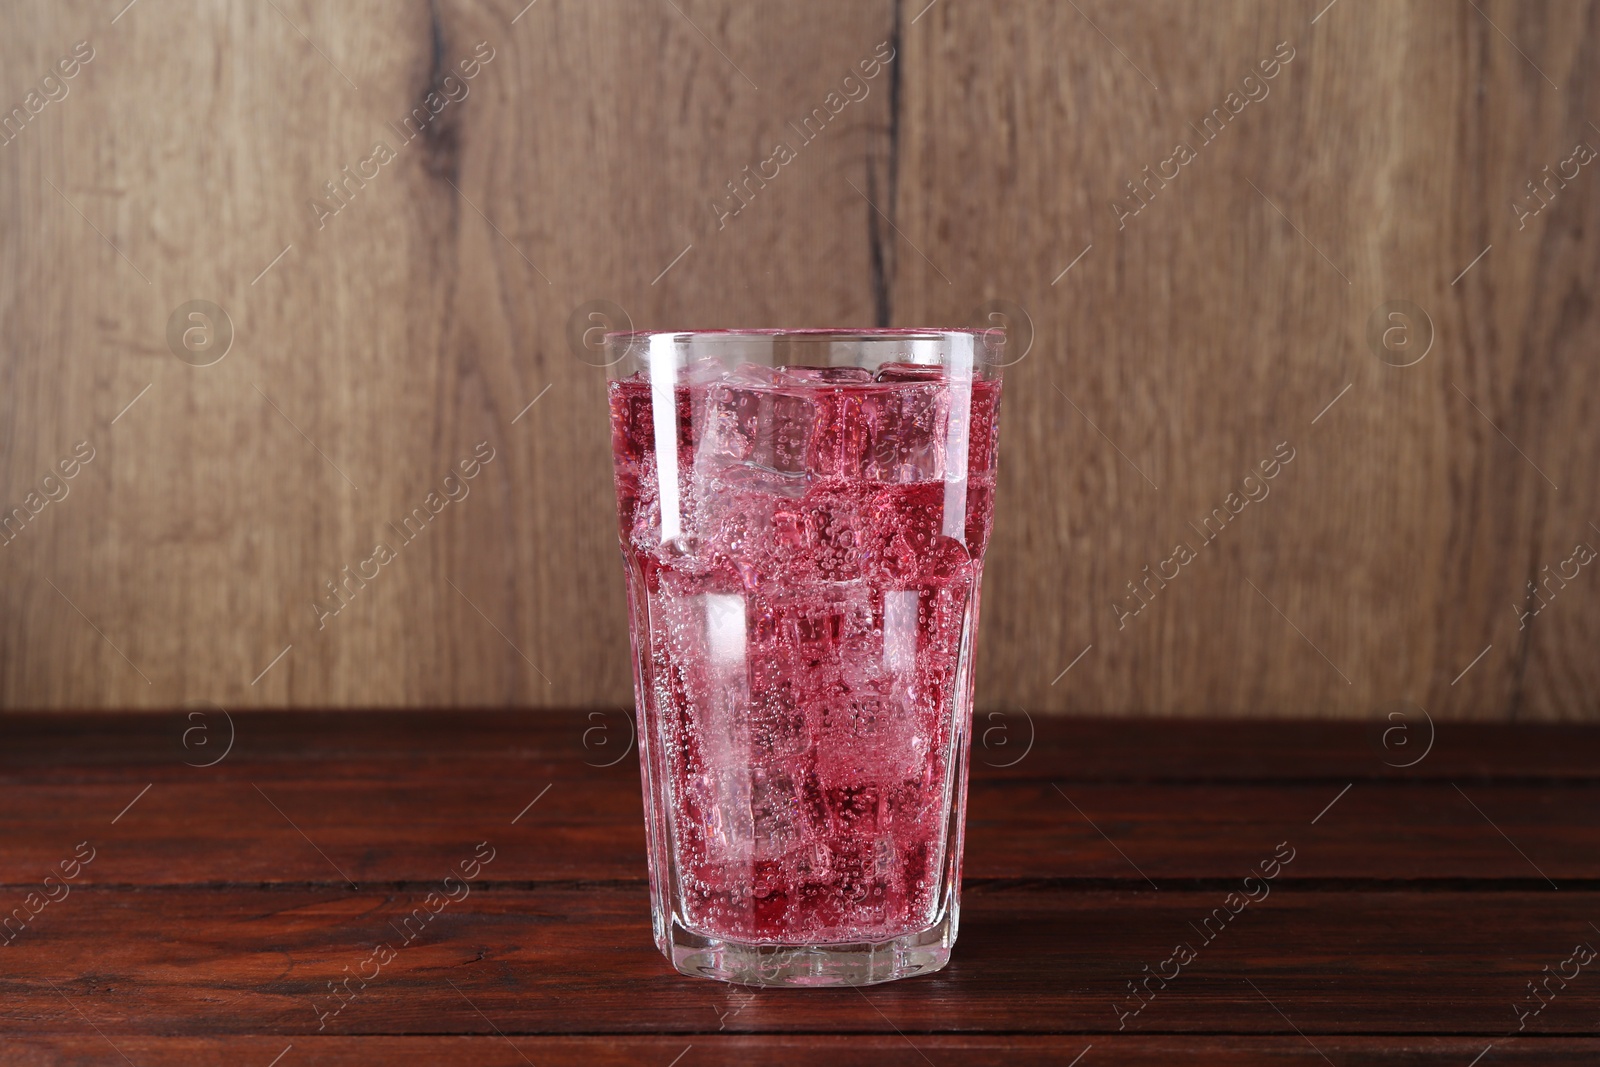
xmin=662 ymin=907 xmax=957 ymax=987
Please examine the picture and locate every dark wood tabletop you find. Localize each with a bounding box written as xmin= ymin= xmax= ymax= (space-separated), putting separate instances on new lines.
xmin=2 ymin=709 xmax=1597 ymax=1065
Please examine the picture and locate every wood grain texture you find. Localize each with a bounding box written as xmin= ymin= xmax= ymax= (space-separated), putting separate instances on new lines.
xmin=3 ymin=711 xmax=1598 ymax=886
xmin=896 ymin=0 xmax=1600 ymax=719
xmin=3 ymin=711 xmax=1600 ymax=1064
xmin=0 ymin=0 xmax=898 ymax=710
xmin=1 ymin=1 xmax=1597 ymax=716
xmin=9 ymin=1037 xmax=1600 ymax=1067
xmin=9 ymin=884 xmax=1600 ymax=1037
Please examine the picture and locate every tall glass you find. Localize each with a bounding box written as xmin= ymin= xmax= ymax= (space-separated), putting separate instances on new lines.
xmin=605 ymin=329 xmax=1003 ymax=986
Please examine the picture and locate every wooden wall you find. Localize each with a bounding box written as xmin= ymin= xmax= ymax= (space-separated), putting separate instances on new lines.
xmin=2 ymin=1 xmax=1596 ymax=718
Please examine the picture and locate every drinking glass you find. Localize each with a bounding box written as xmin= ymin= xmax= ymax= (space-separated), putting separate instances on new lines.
xmin=605 ymin=329 xmax=1003 ymax=986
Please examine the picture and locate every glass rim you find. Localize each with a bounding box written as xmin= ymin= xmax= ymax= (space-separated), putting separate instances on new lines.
xmin=603 ymin=327 xmax=993 ymax=341
xmin=600 ymin=327 xmax=1006 ymax=379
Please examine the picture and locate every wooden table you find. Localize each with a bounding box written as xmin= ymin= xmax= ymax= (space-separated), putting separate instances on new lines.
xmin=2 ymin=710 xmax=1597 ymax=1064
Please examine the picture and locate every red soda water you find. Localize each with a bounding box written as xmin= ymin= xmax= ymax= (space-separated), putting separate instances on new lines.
xmin=610 ymin=362 xmax=1001 ymax=945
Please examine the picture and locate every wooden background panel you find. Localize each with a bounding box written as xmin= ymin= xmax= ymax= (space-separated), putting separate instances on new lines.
xmin=0 ymin=0 xmax=1597 ymax=716
xmin=898 ymin=0 xmax=1600 ymax=719
xmin=0 ymin=0 xmax=897 ymax=709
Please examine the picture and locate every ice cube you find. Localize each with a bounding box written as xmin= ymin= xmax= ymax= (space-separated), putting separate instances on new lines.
xmin=872 ymin=834 xmax=897 ymax=878
xmin=840 ymin=696 xmax=886 ymax=740
xmin=873 ymin=362 xmax=945 ymax=382
xmin=880 ymin=532 xmax=919 ymax=583
xmin=628 ymin=455 xmax=664 ymax=550
xmin=809 ymin=389 xmax=868 ymax=478
xmin=799 ymin=841 xmax=835 ymax=882
xmin=697 ymin=381 xmax=760 ymax=462
xmin=768 ymin=390 xmax=816 ymax=473
xmin=680 ymin=355 xmax=729 ymax=384
xmin=864 ymin=383 xmax=949 ymax=483
xmin=866 ymin=484 xmax=944 ymax=578
xmin=779 ymin=366 xmax=873 ymax=384
xmin=696 ymin=378 xmax=818 ymax=479
xmin=714 ymin=458 xmax=810 ymax=499
xmin=745 ymin=676 xmax=810 ymax=756
xmin=698 ymin=767 xmax=754 ymax=861
xmin=886 ymin=775 xmax=933 ymax=827
xmin=825 ymin=783 xmax=881 ymax=834
xmin=785 ymin=601 xmax=845 ymax=665
xmin=922 ymin=533 xmax=974 ymax=582
xmin=803 ymin=489 xmax=867 ymax=580
xmin=729 ymin=361 xmax=781 ymax=384
xmin=749 ymin=768 xmax=800 ymax=860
